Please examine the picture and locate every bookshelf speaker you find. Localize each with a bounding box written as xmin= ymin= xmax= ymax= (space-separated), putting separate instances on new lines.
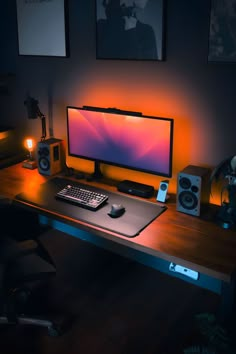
xmin=37 ymin=138 xmax=63 ymax=176
xmin=176 ymin=165 xmax=211 ymax=216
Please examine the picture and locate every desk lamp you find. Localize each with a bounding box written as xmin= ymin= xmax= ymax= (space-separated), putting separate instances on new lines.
xmin=23 ymin=95 xmax=63 ymax=176
xmin=24 ymin=95 xmax=47 ymax=141
xmin=22 ymin=138 xmax=37 ymax=169
xmin=22 ymin=95 xmax=47 ymax=170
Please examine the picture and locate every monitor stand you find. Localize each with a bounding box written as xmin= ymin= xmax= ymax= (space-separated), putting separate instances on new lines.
xmin=87 ymin=160 xmax=103 ymax=181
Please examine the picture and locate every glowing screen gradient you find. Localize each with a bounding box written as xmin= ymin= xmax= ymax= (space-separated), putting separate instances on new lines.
xmin=67 ymin=107 xmax=173 ymax=177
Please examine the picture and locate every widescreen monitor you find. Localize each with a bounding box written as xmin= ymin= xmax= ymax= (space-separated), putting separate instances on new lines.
xmin=67 ymin=106 xmax=174 ymax=179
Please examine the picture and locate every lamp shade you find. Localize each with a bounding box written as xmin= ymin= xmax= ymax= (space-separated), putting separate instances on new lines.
xmin=24 ymin=96 xmax=39 ymax=119
xmin=24 ymin=95 xmax=47 ymax=140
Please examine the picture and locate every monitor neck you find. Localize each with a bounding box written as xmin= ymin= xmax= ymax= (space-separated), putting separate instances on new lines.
xmin=87 ymin=160 xmax=103 ymax=181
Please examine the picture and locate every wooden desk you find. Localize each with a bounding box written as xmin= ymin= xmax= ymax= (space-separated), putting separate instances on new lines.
xmin=1 ymin=163 xmax=236 ymax=319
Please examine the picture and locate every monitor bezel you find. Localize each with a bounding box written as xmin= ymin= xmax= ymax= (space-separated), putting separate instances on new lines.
xmin=66 ymin=105 xmax=174 ymax=178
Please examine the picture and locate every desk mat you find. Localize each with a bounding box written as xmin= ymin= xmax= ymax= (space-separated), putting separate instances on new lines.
xmin=15 ymin=177 xmax=167 ymax=238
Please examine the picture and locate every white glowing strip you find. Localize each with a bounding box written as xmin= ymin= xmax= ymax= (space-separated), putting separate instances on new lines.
xmin=169 ymin=262 xmax=199 ymax=280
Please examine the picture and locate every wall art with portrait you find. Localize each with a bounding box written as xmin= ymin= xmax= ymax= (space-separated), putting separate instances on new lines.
xmin=208 ymin=0 xmax=236 ymax=62
xmin=16 ymin=0 xmax=69 ymax=57
xmin=96 ymin=0 xmax=165 ymax=61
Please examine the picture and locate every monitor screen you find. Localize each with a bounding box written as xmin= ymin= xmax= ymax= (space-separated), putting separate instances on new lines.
xmin=67 ymin=106 xmax=174 ymax=178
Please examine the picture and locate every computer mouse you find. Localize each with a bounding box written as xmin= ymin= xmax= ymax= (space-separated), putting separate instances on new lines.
xmin=108 ymin=204 xmax=125 ymax=218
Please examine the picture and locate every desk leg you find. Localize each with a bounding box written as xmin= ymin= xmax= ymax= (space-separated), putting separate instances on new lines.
xmin=218 ymin=279 xmax=235 ymax=322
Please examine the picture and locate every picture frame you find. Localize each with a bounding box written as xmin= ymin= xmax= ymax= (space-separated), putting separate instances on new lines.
xmin=16 ymin=0 xmax=69 ymax=57
xmin=208 ymin=0 xmax=236 ymax=62
xmin=96 ymin=0 xmax=165 ymax=61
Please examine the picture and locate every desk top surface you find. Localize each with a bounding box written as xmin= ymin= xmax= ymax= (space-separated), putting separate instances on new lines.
xmin=1 ymin=163 xmax=236 ymax=282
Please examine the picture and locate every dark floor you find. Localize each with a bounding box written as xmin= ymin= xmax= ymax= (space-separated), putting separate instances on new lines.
xmin=1 ymin=225 xmax=235 ymax=354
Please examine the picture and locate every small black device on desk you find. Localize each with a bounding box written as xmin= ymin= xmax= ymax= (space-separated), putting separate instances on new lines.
xmin=117 ymin=180 xmax=154 ymax=198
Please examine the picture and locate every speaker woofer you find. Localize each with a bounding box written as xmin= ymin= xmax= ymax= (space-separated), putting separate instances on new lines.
xmin=178 ymin=191 xmax=198 ymax=210
xmin=38 ymin=157 xmax=50 ymax=171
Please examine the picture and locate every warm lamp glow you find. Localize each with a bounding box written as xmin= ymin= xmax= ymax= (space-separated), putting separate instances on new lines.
xmin=26 ymin=138 xmax=34 ymax=151
xmin=22 ymin=137 xmax=37 ymax=169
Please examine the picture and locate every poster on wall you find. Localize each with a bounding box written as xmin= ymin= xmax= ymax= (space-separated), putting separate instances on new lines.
xmin=96 ymin=0 xmax=165 ymax=61
xmin=208 ymin=0 xmax=236 ymax=62
xmin=16 ymin=0 xmax=68 ymax=57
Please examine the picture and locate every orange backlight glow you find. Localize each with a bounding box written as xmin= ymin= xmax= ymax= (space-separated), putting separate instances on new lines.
xmin=66 ymin=77 xmax=215 ymax=196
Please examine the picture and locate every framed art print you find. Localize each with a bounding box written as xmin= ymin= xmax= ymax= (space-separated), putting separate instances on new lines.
xmin=96 ymin=0 xmax=165 ymax=61
xmin=208 ymin=0 xmax=236 ymax=62
xmin=16 ymin=0 xmax=69 ymax=57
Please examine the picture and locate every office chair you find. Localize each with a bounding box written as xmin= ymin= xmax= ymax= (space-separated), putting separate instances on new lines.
xmin=0 ymin=197 xmax=63 ymax=336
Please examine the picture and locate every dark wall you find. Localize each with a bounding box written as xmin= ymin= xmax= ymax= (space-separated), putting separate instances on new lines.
xmin=0 ymin=0 xmax=235 ymax=195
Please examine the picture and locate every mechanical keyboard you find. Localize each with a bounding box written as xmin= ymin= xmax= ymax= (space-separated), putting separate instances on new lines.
xmin=55 ymin=184 xmax=108 ymax=210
